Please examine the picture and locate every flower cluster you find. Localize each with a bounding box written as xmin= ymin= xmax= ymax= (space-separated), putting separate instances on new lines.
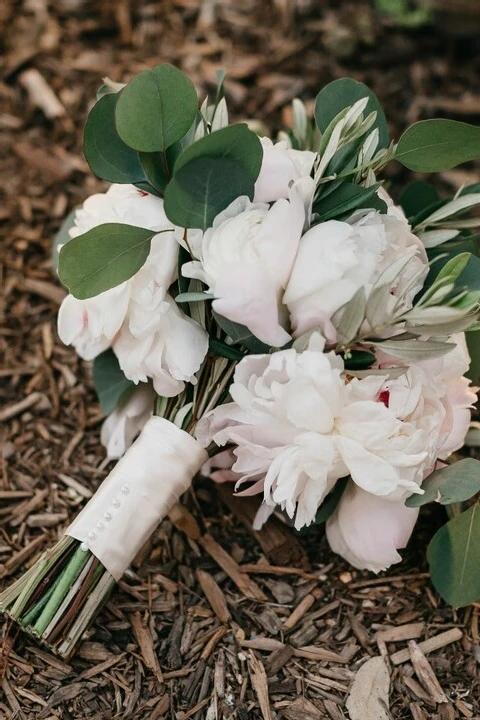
xmin=4 ymin=66 xmax=480 ymax=660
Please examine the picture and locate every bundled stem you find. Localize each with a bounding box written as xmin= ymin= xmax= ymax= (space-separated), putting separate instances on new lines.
xmin=0 ymin=537 xmax=115 ymax=659
xmin=0 ymin=353 xmax=234 ymax=659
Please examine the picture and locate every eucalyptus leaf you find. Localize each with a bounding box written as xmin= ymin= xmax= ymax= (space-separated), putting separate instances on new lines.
xmin=427 ymin=503 xmax=480 ymax=607
xmin=369 ymin=338 xmax=455 ymax=361
xmin=93 ymin=349 xmax=136 ymax=414
xmin=164 ymin=156 xmax=254 ymax=230
xmin=396 ymin=119 xmax=480 ymax=172
xmin=58 ymin=223 xmax=157 ymax=299
xmin=314 ymin=78 xmax=389 ymax=149
xmin=400 ymin=180 xmax=439 ymax=219
xmin=115 ymin=64 xmax=198 ymax=152
xmin=174 ymin=124 xmax=263 ymax=181
xmin=213 ymin=311 xmax=272 ymax=353
xmin=208 ymin=337 xmax=245 ymax=361
xmin=406 ymin=459 xmax=480 ymax=508
xmin=138 ymin=151 xmax=169 ymax=193
xmin=84 ymin=93 xmax=148 ymax=185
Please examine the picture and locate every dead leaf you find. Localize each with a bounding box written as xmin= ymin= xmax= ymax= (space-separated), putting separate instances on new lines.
xmin=346 ymin=656 xmax=390 ymax=720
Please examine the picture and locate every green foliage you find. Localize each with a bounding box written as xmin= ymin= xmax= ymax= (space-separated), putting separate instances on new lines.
xmin=375 ymin=0 xmax=431 ymax=28
xmin=164 ymin=124 xmax=263 ymax=230
xmin=399 ymin=180 xmax=439 ymax=220
xmin=314 ymin=78 xmax=389 ymax=149
xmin=58 ymin=223 xmax=157 ymax=299
xmin=212 ymin=312 xmax=272 ymax=353
xmin=174 ymin=124 xmax=262 ymax=181
xmin=164 ymin=157 xmax=254 ymax=230
xmin=396 ymin=119 xmax=480 ymax=172
xmin=84 ymin=93 xmax=150 ymax=186
xmin=313 ymin=183 xmax=387 ymax=221
xmin=295 ymin=478 xmax=349 ymax=535
xmin=427 ymin=503 xmax=480 ymax=607
xmin=406 ymin=459 xmax=480 ymax=507
xmin=115 ymin=64 xmax=198 ymax=152
xmin=93 ymin=349 xmax=136 ymax=414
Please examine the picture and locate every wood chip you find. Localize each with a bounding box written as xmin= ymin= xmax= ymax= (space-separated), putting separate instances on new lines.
xmin=248 ymin=650 xmax=273 ymax=720
xmin=284 ymin=593 xmax=315 ymax=630
xmin=18 ymin=69 xmax=66 ymax=119
xmin=346 ymin=656 xmax=390 ymax=720
xmin=376 ymin=622 xmax=425 ymax=644
xmin=410 ymin=702 xmax=428 ymax=720
xmin=196 ymin=568 xmax=231 ymax=623
xmin=408 ymin=640 xmax=448 ymax=704
xmin=283 ymin=696 xmax=323 ymax=719
xmin=391 ymin=629 xmax=463 ymax=665
xmin=0 ymin=392 xmax=44 ymax=422
xmin=130 ymin=613 xmax=163 ymax=683
xmin=200 ymin=533 xmax=267 ymax=601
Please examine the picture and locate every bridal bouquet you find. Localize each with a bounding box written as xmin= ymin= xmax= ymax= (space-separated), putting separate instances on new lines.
xmin=3 ymin=64 xmax=480 ymax=658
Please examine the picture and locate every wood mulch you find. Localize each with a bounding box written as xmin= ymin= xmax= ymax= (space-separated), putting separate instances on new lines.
xmin=1 ymin=1 xmax=480 ymax=717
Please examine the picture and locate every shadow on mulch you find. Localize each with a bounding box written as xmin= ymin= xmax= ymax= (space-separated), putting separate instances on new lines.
xmin=1 ymin=1 xmax=480 ymax=718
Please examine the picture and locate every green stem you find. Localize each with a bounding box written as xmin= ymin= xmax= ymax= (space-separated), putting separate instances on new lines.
xmin=33 ymin=547 xmax=89 ymax=636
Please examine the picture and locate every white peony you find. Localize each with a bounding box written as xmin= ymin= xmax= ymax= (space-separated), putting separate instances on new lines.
xmin=114 ymin=295 xmax=208 ymax=397
xmin=182 ymin=178 xmax=315 ymax=347
xmin=58 ymin=184 xmax=209 ymax=396
xmin=100 ymin=384 xmax=154 ymax=459
xmin=197 ymin=334 xmax=433 ymax=530
xmin=284 ymin=209 xmax=428 ymax=342
xmin=254 ymin=138 xmax=316 ymax=204
xmin=58 ymin=184 xmax=178 ymax=359
xmin=326 ymin=333 xmax=476 ymax=573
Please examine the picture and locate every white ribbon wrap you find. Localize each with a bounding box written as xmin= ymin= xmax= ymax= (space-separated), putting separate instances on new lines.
xmin=67 ymin=417 xmax=207 ymax=580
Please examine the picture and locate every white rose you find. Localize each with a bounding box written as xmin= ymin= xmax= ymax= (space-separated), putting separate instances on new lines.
xmin=183 ymin=178 xmax=315 ymax=347
xmin=284 ymin=210 xmax=428 ymax=342
xmin=100 ymin=384 xmax=154 ymax=459
xmin=254 ymin=138 xmax=316 ymax=204
xmin=198 ymin=334 xmax=431 ymax=529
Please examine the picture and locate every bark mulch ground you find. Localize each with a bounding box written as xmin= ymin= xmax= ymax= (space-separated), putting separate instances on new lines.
xmin=1 ymin=1 xmax=480 ymax=718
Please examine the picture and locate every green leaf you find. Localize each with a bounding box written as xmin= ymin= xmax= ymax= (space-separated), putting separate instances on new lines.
xmin=313 ymin=182 xmax=387 ymax=221
xmin=295 ymin=478 xmax=349 ymax=535
xmin=58 ymin=223 xmax=156 ymax=299
xmin=314 ymin=78 xmax=389 ymax=149
xmin=427 ymin=503 xmax=480 ymax=607
xmin=176 ymin=292 xmax=213 ymax=303
xmin=208 ymin=337 xmax=245 ymax=361
xmin=138 ymin=151 xmax=169 ymax=193
xmin=174 ymin=124 xmax=263 ymax=181
xmin=115 ymin=64 xmax=198 ymax=152
xmin=467 ymin=329 xmax=480 ymax=385
xmin=164 ymin=156 xmax=254 ymax=230
xmin=93 ymin=349 xmax=136 ymax=414
xmin=369 ymin=338 xmax=455 ymax=361
xmin=212 ymin=311 xmax=272 ymax=353
xmin=400 ymin=180 xmax=439 ymax=220
xmin=406 ymin=459 xmax=480 ymax=508
xmin=396 ymin=119 xmax=480 ymax=172
xmin=84 ymin=93 xmax=148 ymax=185
xmin=52 ymin=208 xmax=76 ymax=270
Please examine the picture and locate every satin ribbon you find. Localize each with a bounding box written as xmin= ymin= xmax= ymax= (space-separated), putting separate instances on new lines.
xmin=67 ymin=417 xmax=207 ymax=579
